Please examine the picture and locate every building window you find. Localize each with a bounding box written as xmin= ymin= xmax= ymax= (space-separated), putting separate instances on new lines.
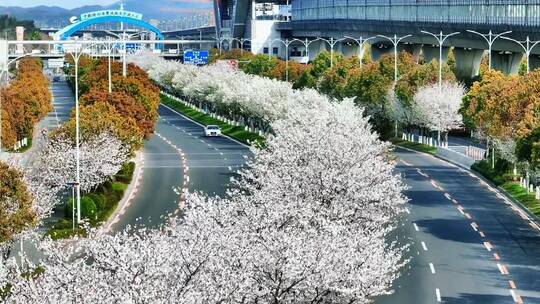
xmin=263 ymin=47 xmax=269 ymax=54
xmin=273 ymin=47 xmax=279 ymax=55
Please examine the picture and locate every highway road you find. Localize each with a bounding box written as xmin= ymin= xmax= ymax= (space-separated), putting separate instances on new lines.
xmin=377 ymin=148 xmax=540 ymax=304
xmin=103 ymin=97 xmax=540 ymax=303
xmin=111 ymin=103 xmax=250 ymax=231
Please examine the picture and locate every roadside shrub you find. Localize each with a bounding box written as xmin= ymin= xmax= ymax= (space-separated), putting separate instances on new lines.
xmin=66 ymin=196 xmax=97 ymax=220
xmin=471 ymin=158 xmax=511 ymax=186
xmin=87 ymin=193 xmax=106 ymax=210
xmin=112 ymin=182 xmax=127 ymax=200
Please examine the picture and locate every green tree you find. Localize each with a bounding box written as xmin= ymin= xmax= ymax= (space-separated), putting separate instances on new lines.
xmin=344 ymin=62 xmax=392 ymax=111
xmin=319 ymin=57 xmax=359 ymax=99
xmin=243 ymin=55 xmax=278 ymax=77
xmin=310 ymin=51 xmax=343 ymax=80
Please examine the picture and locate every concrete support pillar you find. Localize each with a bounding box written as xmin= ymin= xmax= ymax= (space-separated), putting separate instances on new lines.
xmin=454 ymin=47 xmax=484 ymax=80
xmin=370 ymin=43 xmax=393 ymax=61
xmin=16 ymin=26 xmax=24 ymax=54
xmin=340 ymin=43 xmax=358 ymax=57
xmin=530 ymin=55 xmax=540 ymax=72
xmin=398 ymin=43 xmax=422 ymax=62
xmin=0 ymin=40 xmax=7 ymax=69
xmin=423 ymin=45 xmax=450 ymax=64
xmin=305 ymin=41 xmax=328 ymax=61
xmin=491 ymin=51 xmax=524 ymax=75
xmin=335 ymin=42 xmax=343 ymax=56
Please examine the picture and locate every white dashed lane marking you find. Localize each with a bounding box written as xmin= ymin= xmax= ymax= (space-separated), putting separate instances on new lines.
xmin=429 ymin=263 xmax=436 ymax=274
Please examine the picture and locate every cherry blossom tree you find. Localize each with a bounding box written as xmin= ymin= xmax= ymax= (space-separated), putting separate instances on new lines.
xmin=37 ymin=131 xmax=129 ymax=193
xmin=413 ymin=82 xmax=464 ymax=143
xmin=0 ymin=52 xmax=409 ymax=304
xmin=386 ymin=87 xmax=423 ymax=136
xmin=1 ymin=99 xmax=407 ymax=304
xmin=219 ymin=98 xmax=408 ymax=302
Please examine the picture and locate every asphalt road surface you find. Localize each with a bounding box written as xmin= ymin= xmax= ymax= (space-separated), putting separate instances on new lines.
xmin=377 ymin=148 xmax=540 ymax=304
xmin=111 ymin=103 xmax=250 ymax=231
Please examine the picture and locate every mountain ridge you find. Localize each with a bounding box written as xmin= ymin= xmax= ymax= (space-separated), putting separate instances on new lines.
xmin=0 ymin=0 xmax=213 ymax=28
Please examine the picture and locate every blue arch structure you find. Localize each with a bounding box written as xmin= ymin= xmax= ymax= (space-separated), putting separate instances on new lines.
xmin=56 ymin=15 xmax=165 ymax=41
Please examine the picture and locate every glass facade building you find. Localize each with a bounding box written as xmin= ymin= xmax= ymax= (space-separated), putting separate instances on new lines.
xmin=291 ymin=0 xmax=540 ymax=26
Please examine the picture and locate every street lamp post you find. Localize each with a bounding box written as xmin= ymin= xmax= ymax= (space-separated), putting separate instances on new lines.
xmin=377 ymin=34 xmax=411 ymax=139
xmin=466 ymin=30 xmax=512 ymax=70
xmin=377 ymin=34 xmax=413 ymax=83
xmin=344 ymin=35 xmax=376 ymax=70
xmin=231 ymin=38 xmax=252 ymax=55
xmin=66 ymin=44 xmax=91 ymax=224
xmin=319 ymin=37 xmax=345 ymax=68
xmin=501 ymin=36 xmax=540 ymax=74
xmin=421 ymin=30 xmax=460 ymax=88
xmin=106 ymin=31 xmax=147 ymax=77
xmin=286 ymin=38 xmax=314 ymax=64
xmin=278 ymin=39 xmax=295 ymax=82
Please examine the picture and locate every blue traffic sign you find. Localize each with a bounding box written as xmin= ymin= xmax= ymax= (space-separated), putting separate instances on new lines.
xmin=183 ymin=50 xmax=209 ymax=66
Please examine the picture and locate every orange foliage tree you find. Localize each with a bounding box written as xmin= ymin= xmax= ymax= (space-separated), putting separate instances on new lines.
xmin=77 ymin=59 xmax=160 ymax=138
xmin=1 ymin=58 xmax=52 ymax=149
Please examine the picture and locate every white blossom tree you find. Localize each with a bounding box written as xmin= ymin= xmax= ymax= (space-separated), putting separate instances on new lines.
xmin=413 ymin=82 xmax=465 ymax=143
xmin=1 ymin=98 xmax=408 ymax=303
xmin=37 ymin=131 xmax=129 ymax=193
xmin=386 ymin=87 xmax=424 ymax=136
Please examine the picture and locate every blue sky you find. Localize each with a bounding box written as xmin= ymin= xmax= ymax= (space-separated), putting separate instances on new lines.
xmin=1 ymin=0 xmax=119 ymax=9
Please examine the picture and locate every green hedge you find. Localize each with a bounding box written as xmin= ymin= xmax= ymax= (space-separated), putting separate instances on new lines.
xmin=47 ymin=161 xmax=136 ymax=239
xmin=161 ymin=94 xmax=266 ymax=147
xmin=471 ymin=159 xmax=512 ymax=186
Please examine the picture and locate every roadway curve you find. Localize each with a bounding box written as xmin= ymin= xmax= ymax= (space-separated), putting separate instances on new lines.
xmin=109 ymin=100 xmax=540 ymax=304
xmin=377 ymin=148 xmax=540 ymax=304
xmin=110 ymin=103 xmax=249 ymax=232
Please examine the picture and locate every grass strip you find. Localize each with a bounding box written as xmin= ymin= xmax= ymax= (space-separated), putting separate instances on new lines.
xmin=390 ymin=138 xmax=438 ymax=155
xmin=501 ymin=182 xmax=540 ymax=217
xmin=472 ymin=160 xmax=540 ymax=218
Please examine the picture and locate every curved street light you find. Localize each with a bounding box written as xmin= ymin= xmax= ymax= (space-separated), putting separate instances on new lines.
xmin=343 ymin=35 xmax=377 ymax=69
xmin=466 ymin=30 xmax=512 ymax=70
xmin=65 ymin=43 xmax=99 ymax=224
xmin=421 ymin=30 xmax=460 ymax=88
xmin=501 ymin=36 xmax=540 ymax=74
xmin=271 ymin=38 xmax=297 ymax=81
xmin=317 ymin=37 xmax=347 ymax=68
xmin=105 ymin=31 xmax=148 ymax=77
xmin=377 ymin=34 xmax=413 ymax=83
xmin=231 ymin=37 xmax=252 ymax=55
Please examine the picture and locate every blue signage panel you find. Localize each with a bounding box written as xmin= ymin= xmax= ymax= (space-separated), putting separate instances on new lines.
xmin=183 ymin=50 xmax=209 ymax=65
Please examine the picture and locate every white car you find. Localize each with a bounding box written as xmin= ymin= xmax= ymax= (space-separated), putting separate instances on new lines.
xmin=204 ymin=125 xmax=222 ymax=137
